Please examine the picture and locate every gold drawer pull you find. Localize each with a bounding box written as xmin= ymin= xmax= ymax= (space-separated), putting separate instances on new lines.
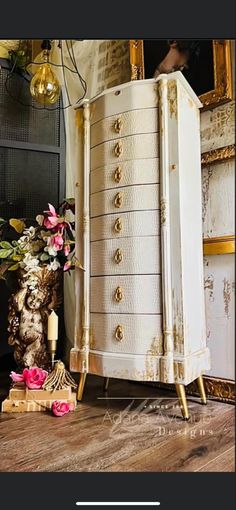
xmin=115 ymin=325 xmax=124 ymax=342
xmin=114 ymin=248 xmax=123 ymax=264
xmin=114 ymin=141 xmax=123 ymax=157
xmin=114 ymin=166 xmax=122 ymax=183
xmin=114 ymin=117 xmax=122 ymax=134
xmin=114 ymin=286 xmax=124 ymax=302
xmin=114 ymin=192 xmax=123 ymax=208
xmin=114 ymin=217 xmax=123 ymax=233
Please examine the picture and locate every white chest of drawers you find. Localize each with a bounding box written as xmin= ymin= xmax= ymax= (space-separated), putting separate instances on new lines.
xmin=70 ymin=72 xmax=210 ymax=419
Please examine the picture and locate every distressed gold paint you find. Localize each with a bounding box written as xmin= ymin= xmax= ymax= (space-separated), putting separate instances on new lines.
xmin=223 ymin=278 xmax=231 ymax=318
xmin=167 ymin=80 xmax=177 ymax=119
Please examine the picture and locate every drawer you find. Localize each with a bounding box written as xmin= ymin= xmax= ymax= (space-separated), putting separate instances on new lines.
xmin=90 ymin=184 xmax=160 ymax=218
xmin=90 ymin=80 xmax=158 ymax=125
xmin=91 ymin=236 xmax=161 ymax=276
xmin=91 ymin=108 xmax=158 ymax=148
xmin=90 ymin=158 xmax=159 ymax=194
xmin=90 ymin=275 xmax=162 ymax=314
xmin=91 ymin=133 xmax=159 ymax=171
xmin=91 ymin=210 xmax=160 ymax=242
xmin=90 ymin=313 xmax=163 ymax=355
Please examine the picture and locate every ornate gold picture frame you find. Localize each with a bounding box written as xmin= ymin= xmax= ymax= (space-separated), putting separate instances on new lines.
xmin=129 ymin=39 xmax=233 ymax=110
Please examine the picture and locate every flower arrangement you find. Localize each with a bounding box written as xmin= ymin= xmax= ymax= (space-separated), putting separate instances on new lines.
xmin=10 ymin=368 xmax=74 ymax=416
xmin=10 ymin=367 xmax=48 ymax=389
xmin=0 ymin=198 xmax=82 ymax=279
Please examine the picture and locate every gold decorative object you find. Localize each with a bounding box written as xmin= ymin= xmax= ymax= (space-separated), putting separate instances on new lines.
xmin=114 ymin=286 xmax=124 ymax=302
xmin=114 ymin=217 xmax=123 ymax=232
xmin=203 ymin=235 xmax=235 ymax=255
xmin=115 ymin=325 xmax=124 ymax=342
xmin=114 ymin=166 xmax=123 ymax=183
xmin=8 ymin=267 xmax=62 ymax=368
xmin=114 ymin=248 xmax=123 ymax=264
xmin=114 ymin=117 xmax=123 ymax=133
xmin=43 ymin=360 xmax=77 ymax=391
xmin=114 ymin=192 xmax=123 ymax=208
xmin=114 ymin=141 xmax=123 ymax=157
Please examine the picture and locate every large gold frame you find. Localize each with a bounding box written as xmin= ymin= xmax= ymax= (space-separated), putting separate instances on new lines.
xmin=129 ymin=39 xmax=233 ymax=110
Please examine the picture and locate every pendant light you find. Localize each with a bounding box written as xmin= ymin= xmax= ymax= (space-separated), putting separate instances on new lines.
xmin=30 ymin=40 xmax=60 ymax=106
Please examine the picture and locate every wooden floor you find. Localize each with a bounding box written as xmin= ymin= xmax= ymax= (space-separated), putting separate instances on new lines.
xmin=0 ymin=370 xmax=234 ymax=472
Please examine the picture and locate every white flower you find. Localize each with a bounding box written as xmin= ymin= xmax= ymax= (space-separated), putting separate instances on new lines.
xmin=48 ymin=259 xmax=61 ymax=271
xmin=44 ymin=236 xmax=57 ymax=257
xmin=20 ymin=253 xmax=40 ymax=272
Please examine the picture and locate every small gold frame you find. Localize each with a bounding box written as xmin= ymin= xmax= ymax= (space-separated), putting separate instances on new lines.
xmin=129 ymin=39 xmax=233 ymax=110
xmin=203 ymin=235 xmax=235 ymax=256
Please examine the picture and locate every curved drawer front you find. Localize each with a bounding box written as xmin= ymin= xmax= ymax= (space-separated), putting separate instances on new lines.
xmin=90 ymin=275 xmax=162 ymax=314
xmin=91 ymin=236 xmax=161 ymax=276
xmin=90 ymin=81 xmax=158 ymax=125
xmin=91 ymin=108 xmax=158 ymax=148
xmin=91 ymin=184 xmax=159 ymax=218
xmin=90 ymin=313 xmax=163 ymax=355
xmin=91 ymin=133 xmax=159 ymax=171
xmin=91 ymin=210 xmax=160 ymax=242
xmin=90 ymin=158 xmax=159 ymax=194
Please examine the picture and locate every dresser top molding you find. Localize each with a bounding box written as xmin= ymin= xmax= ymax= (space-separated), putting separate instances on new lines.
xmin=74 ymin=71 xmax=202 ymax=111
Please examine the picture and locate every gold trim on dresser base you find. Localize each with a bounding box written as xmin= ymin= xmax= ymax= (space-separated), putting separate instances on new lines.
xmin=175 ymin=384 xmax=190 ymax=420
xmin=203 ymin=235 xmax=235 ymax=255
xmin=77 ymin=373 xmax=87 ymax=401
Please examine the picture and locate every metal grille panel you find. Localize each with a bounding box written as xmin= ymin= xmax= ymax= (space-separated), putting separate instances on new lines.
xmin=0 ymin=147 xmax=60 ymax=220
xmin=0 ymin=65 xmax=60 ymax=146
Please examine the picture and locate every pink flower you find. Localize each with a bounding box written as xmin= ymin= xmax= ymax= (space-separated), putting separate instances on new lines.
xmin=23 ymin=367 xmax=48 ymax=389
xmin=63 ymin=260 xmax=72 ymax=271
xmin=64 ymin=244 xmax=70 ymax=256
xmin=10 ymin=371 xmax=25 ymax=383
xmin=52 ymin=400 xmax=73 ymax=417
xmin=52 ymin=234 xmax=64 ymax=251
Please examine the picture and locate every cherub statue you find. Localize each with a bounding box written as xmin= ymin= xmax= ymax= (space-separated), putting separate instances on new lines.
xmin=8 ymin=267 xmax=62 ymax=368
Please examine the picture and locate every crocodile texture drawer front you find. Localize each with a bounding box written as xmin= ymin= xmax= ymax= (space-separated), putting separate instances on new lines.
xmin=90 ymin=81 xmax=158 ymax=125
xmin=90 ymin=313 xmax=163 ymax=355
xmin=91 ymin=108 xmax=158 ymax=148
xmin=90 ymin=275 xmax=162 ymax=314
xmin=91 ymin=133 xmax=159 ymax=171
xmin=90 ymin=210 xmax=160 ymax=241
xmin=91 ymin=236 xmax=161 ymax=276
xmin=90 ymin=158 xmax=159 ymax=194
xmin=90 ymin=184 xmax=160 ymax=218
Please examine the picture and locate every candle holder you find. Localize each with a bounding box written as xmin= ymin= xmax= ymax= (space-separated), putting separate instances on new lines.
xmin=47 ymin=339 xmax=58 ymax=366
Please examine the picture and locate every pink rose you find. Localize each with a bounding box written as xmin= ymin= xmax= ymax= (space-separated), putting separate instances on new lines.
xmin=23 ymin=367 xmax=48 ymax=389
xmin=10 ymin=371 xmax=25 ymax=383
xmin=52 ymin=400 xmax=73 ymax=417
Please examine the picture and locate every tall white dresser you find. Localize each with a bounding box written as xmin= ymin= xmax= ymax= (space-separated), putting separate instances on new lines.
xmin=70 ymin=72 xmax=211 ymax=419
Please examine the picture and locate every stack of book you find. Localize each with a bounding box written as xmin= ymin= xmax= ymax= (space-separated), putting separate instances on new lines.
xmin=1 ymin=383 xmax=77 ymax=412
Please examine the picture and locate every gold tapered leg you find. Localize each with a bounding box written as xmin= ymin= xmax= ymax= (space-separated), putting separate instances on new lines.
xmin=77 ymin=373 xmax=87 ymax=401
xmin=196 ymin=375 xmax=207 ymax=404
xmin=103 ymin=377 xmax=109 ymax=392
xmin=175 ymin=384 xmax=190 ymax=420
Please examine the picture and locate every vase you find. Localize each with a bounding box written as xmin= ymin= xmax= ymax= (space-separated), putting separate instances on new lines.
xmin=7 ymin=266 xmax=62 ymax=368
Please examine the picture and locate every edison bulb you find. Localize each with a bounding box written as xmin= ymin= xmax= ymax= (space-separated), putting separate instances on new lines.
xmin=30 ymin=61 xmax=60 ymax=106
